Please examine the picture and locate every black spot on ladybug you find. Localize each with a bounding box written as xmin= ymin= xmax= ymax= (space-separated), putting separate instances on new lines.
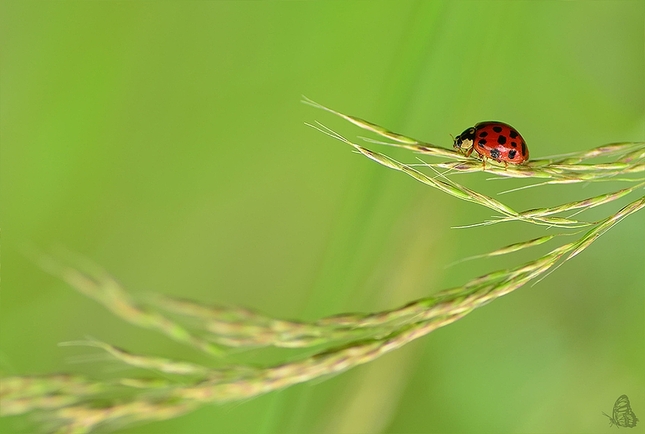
xmin=509 ymin=130 xmax=519 ymax=139
xmin=490 ymin=148 xmax=501 ymax=160
xmin=492 ymin=126 xmax=502 ymax=133
xmin=511 ymin=142 xmax=517 ymax=147
xmin=497 ymin=135 xmax=507 ymax=145
xmin=479 ymin=131 xmax=488 ymax=138
xmin=478 ymin=139 xmax=487 ymax=147
xmin=521 ymin=141 xmax=527 ymax=156
xmin=508 ymin=149 xmax=517 ymax=159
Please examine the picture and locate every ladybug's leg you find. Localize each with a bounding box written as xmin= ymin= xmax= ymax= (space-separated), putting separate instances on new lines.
xmin=464 ymin=146 xmax=474 ymax=157
xmin=503 ymin=161 xmax=508 ymax=170
xmin=481 ymin=156 xmax=486 ymax=170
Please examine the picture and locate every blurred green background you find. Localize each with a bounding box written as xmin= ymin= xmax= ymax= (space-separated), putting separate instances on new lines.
xmin=1 ymin=1 xmax=644 ymax=433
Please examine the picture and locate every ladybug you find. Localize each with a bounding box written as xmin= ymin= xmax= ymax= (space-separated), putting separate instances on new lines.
xmin=453 ymin=121 xmax=529 ymax=165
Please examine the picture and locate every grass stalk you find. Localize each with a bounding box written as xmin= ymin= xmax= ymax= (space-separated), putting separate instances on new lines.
xmin=2 ymin=101 xmax=643 ymax=433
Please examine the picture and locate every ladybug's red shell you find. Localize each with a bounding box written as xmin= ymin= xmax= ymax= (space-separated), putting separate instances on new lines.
xmin=454 ymin=121 xmax=529 ymax=164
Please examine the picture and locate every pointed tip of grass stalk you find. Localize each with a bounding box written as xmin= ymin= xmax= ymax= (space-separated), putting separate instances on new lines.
xmin=29 ymin=249 xmax=228 ymax=359
xmin=445 ymin=235 xmax=557 ymax=268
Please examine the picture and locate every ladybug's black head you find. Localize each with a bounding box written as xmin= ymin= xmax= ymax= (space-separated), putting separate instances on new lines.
xmin=453 ymin=126 xmax=476 ymax=152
